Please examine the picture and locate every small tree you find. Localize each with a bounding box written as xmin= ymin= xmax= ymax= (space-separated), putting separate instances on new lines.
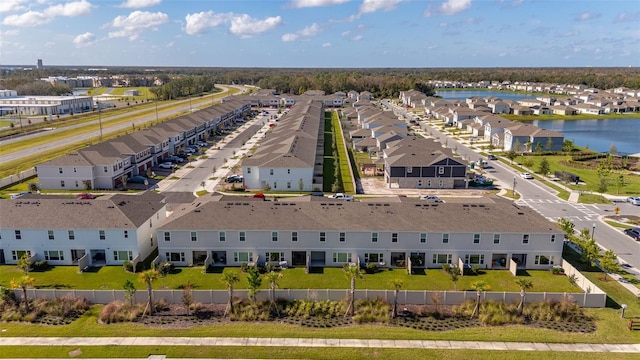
xmin=615 ymin=175 xmax=625 ymax=195
xmin=515 ymin=278 xmax=533 ymax=315
xmin=557 ymin=218 xmax=575 ymax=239
xmin=449 ymin=266 xmax=460 ymax=291
xmin=182 ymin=282 xmax=193 ymax=315
xmin=10 ymin=275 xmax=35 ymax=312
xmin=537 ymin=158 xmax=550 ymax=175
xmin=343 ymin=264 xmax=364 ymax=317
xmin=389 ymin=279 xmax=403 ymax=319
xmin=298 ymin=178 xmax=304 ymax=192
xmin=599 ymin=249 xmax=620 ymax=281
xmin=123 ymin=279 xmax=137 ymax=306
xmin=535 ymin=142 xmax=543 ymax=153
xmin=545 ymin=137 xmax=554 ymax=152
xmin=138 ymin=269 xmax=159 ymax=315
xmin=470 ymin=281 xmax=489 ymax=318
xmin=265 ymin=271 xmax=283 ymax=316
xmin=220 ymin=272 xmax=239 ymax=318
xmin=506 ymin=150 xmax=517 ymax=164
xmin=27 ymin=182 xmax=39 ymax=193
xmin=246 ymin=265 xmax=262 ymax=303
xmin=82 ymin=180 xmax=92 ymax=191
xmin=17 ymin=253 xmax=31 ymax=274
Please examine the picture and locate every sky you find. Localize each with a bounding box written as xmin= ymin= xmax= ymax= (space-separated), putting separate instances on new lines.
xmin=1 ymin=0 xmax=639 ymax=68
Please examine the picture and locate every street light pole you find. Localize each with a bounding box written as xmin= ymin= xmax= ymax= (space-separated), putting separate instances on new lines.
xmin=513 ymin=176 xmax=517 ymax=197
xmin=97 ymin=101 xmax=103 ymax=141
xmin=591 ymin=223 xmax=596 ymax=239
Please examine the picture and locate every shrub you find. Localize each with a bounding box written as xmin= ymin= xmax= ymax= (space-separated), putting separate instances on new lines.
xmin=99 ymin=301 xmax=144 ymax=323
xmin=240 ymin=263 xmax=249 ymax=273
xmin=471 ymin=265 xmax=481 ymax=275
xmin=353 ymin=298 xmax=390 ymax=324
xmin=32 ymin=260 xmax=49 ymax=272
xmin=442 ymin=264 xmax=451 ymax=273
xmin=364 ymin=263 xmax=379 ymax=274
xmin=551 ymin=266 xmax=565 ymax=275
xmin=123 ymin=261 xmax=134 ymax=272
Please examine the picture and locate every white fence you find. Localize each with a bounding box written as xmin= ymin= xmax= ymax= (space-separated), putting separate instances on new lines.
xmin=16 ymin=288 xmax=606 ymax=308
xmin=0 ymin=168 xmax=37 ymax=189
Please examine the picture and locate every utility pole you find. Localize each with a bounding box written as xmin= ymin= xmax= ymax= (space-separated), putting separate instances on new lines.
xmin=513 ymin=176 xmax=517 ymax=197
xmin=97 ymin=101 xmax=103 ymax=140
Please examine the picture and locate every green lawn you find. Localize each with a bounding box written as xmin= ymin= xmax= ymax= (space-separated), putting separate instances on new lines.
xmin=0 ymin=265 xmax=578 ymax=293
xmin=330 ymin=112 xmax=355 ymax=194
xmin=0 ymin=120 xmax=13 ymax=127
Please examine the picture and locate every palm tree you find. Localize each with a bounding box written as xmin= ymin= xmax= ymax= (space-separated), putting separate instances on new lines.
xmin=470 ymin=281 xmax=489 ymax=318
xmin=265 ymin=271 xmax=283 ymax=316
xmin=220 ymin=271 xmax=239 ymax=318
xmin=10 ymin=275 xmax=35 ymax=312
xmin=515 ymin=278 xmax=533 ymax=315
xmin=389 ymin=279 xmax=403 ymax=319
xmin=138 ymin=269 xmax=159 ymax=315
xmin=343 ymin=264 xmax=364 ymax=317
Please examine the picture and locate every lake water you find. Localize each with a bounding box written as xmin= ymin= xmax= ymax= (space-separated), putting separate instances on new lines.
xmin=436 ymin=90 xmax=639 ymax=155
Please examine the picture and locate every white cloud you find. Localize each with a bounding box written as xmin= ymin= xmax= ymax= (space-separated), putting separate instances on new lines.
xmin=353 ymin=34 xmax=362 ymax=41
xmin=575 ymin=12 xmax=600 ymax=21
xmin=1 ymin=29 xmax=20 ymax=36
xmin=229 ymin=14 xmax=282 ymax=39
xmin=359 ymin=0 xmax=405 ymax=15
xmin=2 ymin=0 xmax=92 ymax=27
xmin=108 ymin=11 xmax=169 ymax=40
xmin=282 ymin=23 xmax=321 ymax=42
xmin=119 ymin=0 xmax=162 ymax=8
xmin=440 ymin=0 xmax=471 ymax=15
xmin=2 ymin=11 xmax=49 ymax=26
xmin=184 ymin=11 xmax=231 ymax=35
xmin=322 ymin=42 xmax=331 ymax=47
xmin=73 ymin=31 xmax=96 ymax=47
xmin=0 ymin=0 xmax=27 ymax=14
xmin=615 ymin=11 xmax=640 ymax=23
xmin=289 ymin=0 xmax=349 ymax=8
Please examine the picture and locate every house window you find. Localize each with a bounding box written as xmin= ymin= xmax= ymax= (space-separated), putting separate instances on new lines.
xmin=391 ymin=233 xmax=398 ymax=243
xmin=48 ymin=230 xmax=55 ymax=240
xmin=427 ymin=180 xmax=432 ymax=188
xmin=522 ymin=234 xmax=529 ymax=245
xmin=420 ymin=233 xmax=427 ymax=243
xmin=270 ymin=169 xmax=274 ymax=175
xmin=438 ymin=167 xmax=445 ymax=175
xmin=219 ymin=231 xmax=226 ymax=242
xmin=292 ymin=231 xmax=298 ymax=242
xmin=473 ymin=233 xmax=480 ymax=244
xmin=191 ymin=231 xmax=197 ymax=242
xmin=365 ymin=253 xmax=383 ymax=263
xmin=551 ymin=234 xmax=556 ymax=243
xmin=164 ymin=231 xmax=171 ymax=242
xmin=247 ymin=167 xmax=251 ymax=174
xmin=68 ymin=230 xmax=75 ymax=240
xmin=124 ymin=230 xmax=129 ymax=238
xmin=432 ymin=253 xmax=452 ymax=264
xmin=287 ymin=182 xmax=291 ymax=189
xmin=371 ymin=232 xmax=378 ymax=243
xmin=99 ymin=230 xmax=106 ymax=240
xmin=11 ymin=250 xmax=31 ymax=261
xmin=417 ymin=180 xmax=422 ymax=187
xmin=73 ymin=167 xmax=77 ymax=173
xmin=439 ymin=179 xmax=444 ymax=188
xmin=465 ymin=254 xmax=485 ymax=265
xmin=75 ymin=180 xmax=79 ymax=188
xmin=44 ymin=250 xmax=64 ymax=261
xmin=103 ymin=166 xmax=108 ymax=173
xmin=339 ymin=232 xmax=346 ymax=242
xmin=534 ymin=255 xmax=554 ymax=265
xmin=60 ymin=181 xmax=65 ymax=188
xmin=59 ymin=167 xmax=63 ymax=174
xmin=287 ymin=169 xmax=291 ymax=174
xmin=233 ymin=252 xmax=253 ymax=262
xmin=273 ymin=182 xmax=277 ymax=189
xmin=266 ymin=252 xmax=285 ymax=262
xmin=442 ymin=233 xmax=449 ymax=244
xmin=165 ymin=252 xmax=185 ymax=262
xmin=113 ymin=250 xmax=133 ymax=261
xmin=319 ymin=232 xmax=325 ymax=242
xmin=272 ymin=231 xmax=278 ymax=242
xmin=493 ymin=234 xmax=500 ymax=244
xmin=239 ymin=231 xmax=246 ymax=242
xmin=332 ymin=252 xmax=352 ymax=263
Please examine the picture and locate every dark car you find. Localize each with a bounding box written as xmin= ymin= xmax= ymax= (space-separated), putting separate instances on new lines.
xmin=128 ymin=175 xmax=148 ymax=185
xmin=310 ymin=191 xmax=324 ymax=197
xmin=623 ymin=228 xmax=640 ymax=241
xmin=226 ymin=175 xmax=243 ymax=183
xmin=488 ymin=154 xmax=498 ymax=160
xmin=75 ymin=193 xmax=96 ymax=199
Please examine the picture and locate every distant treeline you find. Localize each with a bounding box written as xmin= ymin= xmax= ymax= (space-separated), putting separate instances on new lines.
xmin=2 ymin=67 xmax=638 ymax=98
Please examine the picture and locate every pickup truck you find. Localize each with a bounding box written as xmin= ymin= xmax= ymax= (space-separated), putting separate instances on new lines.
xmin=328 ymin=193 xmax=354 ymax=201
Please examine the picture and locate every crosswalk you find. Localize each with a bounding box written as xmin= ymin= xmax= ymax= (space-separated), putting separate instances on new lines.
xmin=515 ymin=198 xmax=601 ymax=223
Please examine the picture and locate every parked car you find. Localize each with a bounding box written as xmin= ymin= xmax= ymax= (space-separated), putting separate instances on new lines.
xmin=158 ymin=162 xmax=177 ymax=169
xmin=185 ymin=147 xmax=198 ymax=154
xmin=623 ymin=227 xmax=640 ymax=241
xmin=252 ymin=193 xmax=266 ymax=200
xmin=128 ymin=175 xmax=148 ymax=185
xmin=310 ymin=191 xmax=324 ymax=197
xmin=166 ymin=156 xmax=183 ymax=163
xmin=627 ymin=197 xmax=640 ymax=206
xmin=10 ymin=191 xmax=30 ymax=199
xmin=197 ymin=141 xmax=209 ymax=147
xmin=521 ymin=172 xmax=533 ymax=179
xmin=488 ymin=154 xmax=498 ymax=160
xmin=328 ymin=193 xmax=354 ymax=201
xmin=419 ymin=195 xmax=443 ymax=203
xmin=75 ymin=193 xmax=96 ymax=200
xmin=226 ymin=174 xmax=243 ymax=183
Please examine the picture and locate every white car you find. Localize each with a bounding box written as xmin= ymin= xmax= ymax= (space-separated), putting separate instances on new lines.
xmin=521 ymin=172 xmax=533 ymax=179
xmin=328 ymin=193 xmax=354 ymax=201
xmin=419 ymin=195 xmax=443 ymax=203
xmin=159 ymin=162 xmax=176 ymax=169
xmin=627 ymin=197 xmax=640 ymax=206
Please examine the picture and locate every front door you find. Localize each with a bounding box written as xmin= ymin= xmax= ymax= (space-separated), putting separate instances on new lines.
xmin=292 ymin=251 xmax=306 ymax=266
xmin=71 ymin=249 xmax=86 ymax=264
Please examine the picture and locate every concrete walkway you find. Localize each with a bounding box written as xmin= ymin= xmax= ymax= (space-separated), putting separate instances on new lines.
xmin=0 ymin=337 xmax=638 ymax=353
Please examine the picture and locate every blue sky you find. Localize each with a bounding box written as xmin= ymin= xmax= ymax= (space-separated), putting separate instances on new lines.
xmin=1 ymin=0 xmax=639 ymax=68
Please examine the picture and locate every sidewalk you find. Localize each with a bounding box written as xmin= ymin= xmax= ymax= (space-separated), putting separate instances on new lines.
xmin=0 ymin=337 xmax=638 ymax=353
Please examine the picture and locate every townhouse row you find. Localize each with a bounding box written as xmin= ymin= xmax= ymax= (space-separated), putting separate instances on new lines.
xmin=0 ymin=193 xmax=564 ymax=272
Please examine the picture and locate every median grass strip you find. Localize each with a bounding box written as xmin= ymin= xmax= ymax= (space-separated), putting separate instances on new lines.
xmin=331 ymin=111 xmax=355 ymax=194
